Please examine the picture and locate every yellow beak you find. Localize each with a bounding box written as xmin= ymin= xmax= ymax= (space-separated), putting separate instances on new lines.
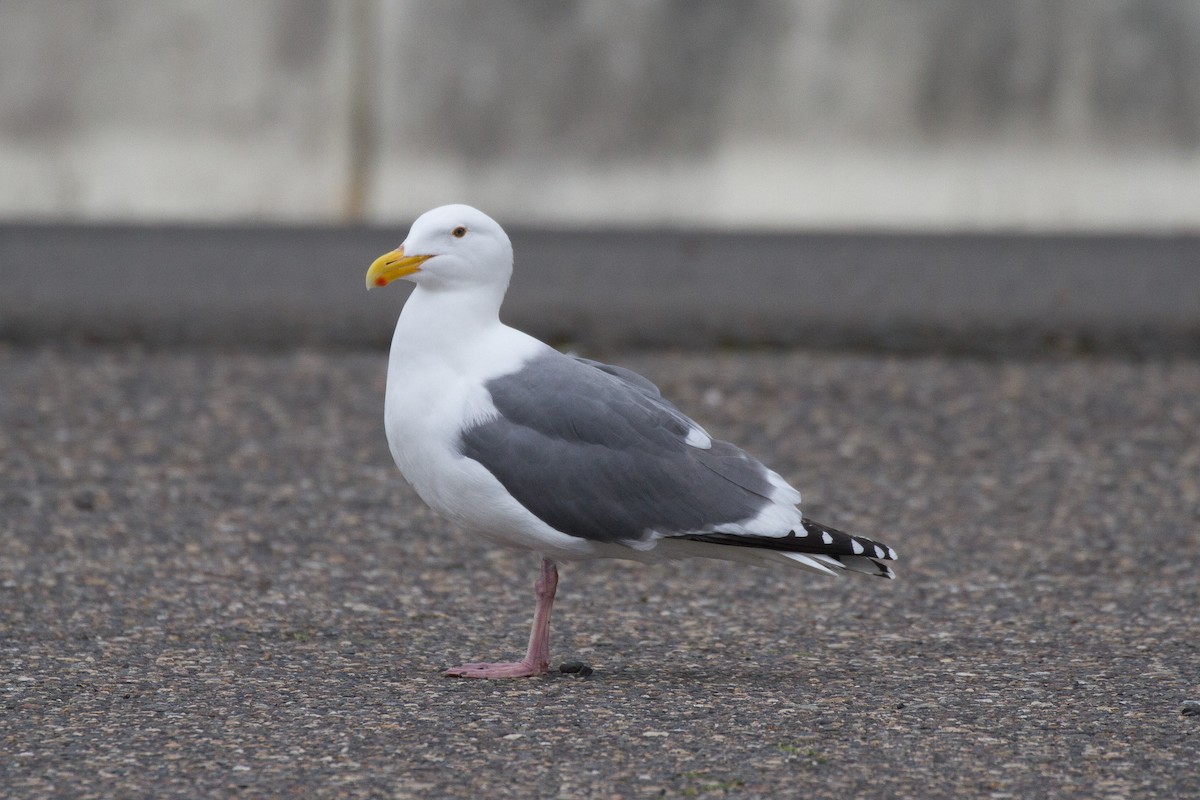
xmin=365 ymin=247 xmax=433 ymax=290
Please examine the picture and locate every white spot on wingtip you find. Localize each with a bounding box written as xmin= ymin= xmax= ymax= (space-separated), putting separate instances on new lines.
xmin=888 ymin=547 xmax=897 ymax=560
xmin=821 ymin=531 xmax=833 ymax=545
xmin=874 ymin=545 xmax=885 ymax=559
xmin=851 ymin=539 xmax=864 ymax=554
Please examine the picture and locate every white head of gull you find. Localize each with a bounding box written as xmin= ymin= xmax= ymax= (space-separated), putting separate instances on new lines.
xmin=366 ymin=204 xmax=898 ymax=679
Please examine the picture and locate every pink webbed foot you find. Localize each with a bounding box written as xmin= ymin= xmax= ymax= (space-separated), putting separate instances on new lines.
xmin=443 ymin=659 xmax=549 ymax=679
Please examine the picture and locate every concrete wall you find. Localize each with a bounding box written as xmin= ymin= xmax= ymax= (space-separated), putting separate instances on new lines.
xmin=2 ymin=0 xmax=1199 ymax=230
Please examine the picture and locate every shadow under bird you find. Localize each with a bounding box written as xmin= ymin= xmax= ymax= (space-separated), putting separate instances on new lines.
xmin=365 ymin=204 xmax=898 ymax=678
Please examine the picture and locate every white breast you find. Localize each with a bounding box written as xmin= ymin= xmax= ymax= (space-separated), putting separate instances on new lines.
xmin=382 ymin=314 xmax=601 ymax=559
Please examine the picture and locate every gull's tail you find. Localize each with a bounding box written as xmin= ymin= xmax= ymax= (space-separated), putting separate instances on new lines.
xmin=681 ymin=517 xmax=897 ymax=579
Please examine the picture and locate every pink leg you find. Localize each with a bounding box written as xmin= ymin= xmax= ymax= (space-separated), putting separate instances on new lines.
xmin=444 ymin=557 xmax=558 ymax=679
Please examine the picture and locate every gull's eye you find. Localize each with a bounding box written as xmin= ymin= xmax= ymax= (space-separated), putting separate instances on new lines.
xmin=452 ymin=226 xmax=467 ymax=238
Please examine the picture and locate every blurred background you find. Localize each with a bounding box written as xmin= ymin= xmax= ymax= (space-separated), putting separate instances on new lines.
xmin=3 ymin=0 xmax=1199 ymax=231
xmin=2 ymin=0 xmax=1198 ymax=352
xmin=6 ymin=7 xmax=1200 ymax=794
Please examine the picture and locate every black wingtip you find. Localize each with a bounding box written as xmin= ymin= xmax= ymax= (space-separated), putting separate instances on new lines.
xmin=799 ymin=518 xmax=898 ymax=563
xmin=681 ymin=518 xmax=899 ymax=579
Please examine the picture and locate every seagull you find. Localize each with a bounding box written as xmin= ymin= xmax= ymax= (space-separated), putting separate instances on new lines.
xmin=366 ymin=204 xmax=897 ymax=679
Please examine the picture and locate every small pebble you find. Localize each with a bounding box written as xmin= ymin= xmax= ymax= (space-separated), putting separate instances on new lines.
xmin=559 ymin=660 xmax=593 ymax=676
xmin=1182 ymin=700 xmax=1200 ymax=716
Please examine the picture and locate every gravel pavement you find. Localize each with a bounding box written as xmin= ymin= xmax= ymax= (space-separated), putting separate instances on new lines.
xmin=2 ymin=345 xmax=1198 ymax=798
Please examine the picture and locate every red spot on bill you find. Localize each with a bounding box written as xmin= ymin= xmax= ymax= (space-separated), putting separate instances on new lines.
xmin=375 ymin=277 xmax=388 ymax=287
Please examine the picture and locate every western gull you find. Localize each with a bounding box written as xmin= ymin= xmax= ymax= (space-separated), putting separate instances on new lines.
xmin=366 ymin=204 xmax=897 ymax=679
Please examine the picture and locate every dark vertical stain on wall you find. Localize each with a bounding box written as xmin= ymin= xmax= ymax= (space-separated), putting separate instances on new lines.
xmin=391 ymin=0 xmax=787 ymax=162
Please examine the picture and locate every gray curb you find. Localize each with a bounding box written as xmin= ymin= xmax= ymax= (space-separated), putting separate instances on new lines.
xmin=2 ymin=224 xmax=1198 ymax=354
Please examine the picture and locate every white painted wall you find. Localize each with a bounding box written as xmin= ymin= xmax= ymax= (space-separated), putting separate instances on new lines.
xmin=2 ymin=0 xmax=1198 ymax=230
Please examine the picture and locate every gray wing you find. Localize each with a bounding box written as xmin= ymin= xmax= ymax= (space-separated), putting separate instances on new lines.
xmin=458 ymin=353 xmax=779 ymax=545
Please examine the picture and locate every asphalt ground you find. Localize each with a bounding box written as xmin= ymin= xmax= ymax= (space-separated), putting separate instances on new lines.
xmin=1 ymin=344 xmax=1198 ymax=798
